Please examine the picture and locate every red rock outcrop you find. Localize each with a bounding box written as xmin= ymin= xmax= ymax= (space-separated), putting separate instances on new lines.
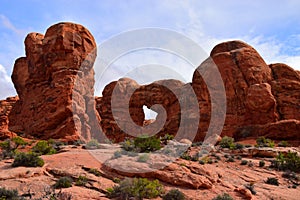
xmin=192 ymin=40 xmax=278 ymax=140
xmin=2 ymin=22 xmax=299 ymax=143
xmin=8 ymin=22 xmax=101 ymax=142
xmin=97 ymin=78 xmax=186 ymax=142
xmin=98 ymin=40 xmax=300 ymax=142
xmin=0 ymin=97 xmax=18 ymax=139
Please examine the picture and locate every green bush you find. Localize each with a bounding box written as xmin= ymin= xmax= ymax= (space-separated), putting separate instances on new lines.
xmin=235 ymin=143 xmax=244 ymax=150
xmin=113 ymin=151 xmax=122 ymax=159
xmin=266 ymin=177 xmax=279 ymax=186
xmin=75 ymin=175 xmax=88 ymax=186
xmin=226 ymin=157 xmax=235 ymax=162
xmin=120 ymin=138 xmax=136 ymax=152
xmin=282 ymin=171 xmax=299 ymax=181
xmin=134 ymin=136 xmax=161 ymax=153
xmin=219 ymin=136 xmax=235 ymax=149
xmin=85 ymin=139 xmax=100 ymax=149
xmin=89 ymin=168 xmax=101 ymax=177
xmin=12 ymin=152 xmax=44 ymax=167
xmin=241 ymin=160 xmax=248 ymax=165
xmin=54 ymin=177 xmax=73 ymax=189
xmin=0 ymin=137 xmax=28 ymax=159
xmin=107 ymin=178 xmax=163 ymax=200
xmin=161 ymin=134 xmax=174 ymax=144
xmin=256 ymin=137 xmax=275 ymax=148
xmin=32 ymin=140 xmax=56 ymax=155
xmin=212 ymin=193 xmax=233 ymax=200
xmin=0 ymin=187 xmax=20 ymax=200
xmin=180 ymin=152 xmax=192 ymax=161
xmin=163 ymin=189 xmax=185 ymax=200
xmin=11 ymin=137 xmax=27 ymax=148
xmin=278 ymin=141 xmax=290 ymax=147
xmin=137 ymin=154 xmax=150 ymax=163
xmin=259 ymin=160 xmax=265 ymax=167
xmin=271 ymin=152 xmax=300 ymax=172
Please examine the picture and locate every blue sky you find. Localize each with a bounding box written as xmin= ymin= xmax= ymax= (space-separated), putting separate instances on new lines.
xmin=1 ymin=0 xmax=300 ymax=99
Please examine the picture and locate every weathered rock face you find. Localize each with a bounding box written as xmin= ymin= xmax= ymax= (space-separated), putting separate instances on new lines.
xmin=192 ymin=40 xmax=277 ymax=139
xmin=8 ymin=22 xmax=101 ymax=142
xmin=97 ymin=40 xmax=300 ymax=142
xmin=0 ymin=97 xmax=18 ymax=139
xmin=270 ymin=63 xmax=300 ymax=120
xmin=97 ymin=78 xmax=185 ymax=142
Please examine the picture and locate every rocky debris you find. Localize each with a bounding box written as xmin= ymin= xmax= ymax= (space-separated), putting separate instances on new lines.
xmin=8 ymin=22 xmax=102 ymax=142
xmin=0 ymin=97 xmax=18 ymax=139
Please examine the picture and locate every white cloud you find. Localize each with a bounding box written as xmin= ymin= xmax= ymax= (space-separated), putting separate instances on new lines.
xmin=0 ymin=64 xmax=16 ymax=100
xmin=0 ymin=14 xmax=25 ymax=36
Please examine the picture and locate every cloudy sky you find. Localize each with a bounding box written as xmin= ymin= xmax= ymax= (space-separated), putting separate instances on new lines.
xmin=1 ymin=0 xmax=300 ymax=99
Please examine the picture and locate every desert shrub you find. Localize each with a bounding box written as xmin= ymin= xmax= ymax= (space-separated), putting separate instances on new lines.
xmin=271 ymin=152 xmax=300 ymax=172
xmin=235 ymin=143 xmax=244 ymax=150
xmin=0 ymin=137 xmax=28 ymax=159
xmin=120 ymin=138 xmax=135 ymax=152
xmin=163 ymin=189 xmax=185 ymax=200
xmin=113 ymin=178 xmax=121 ymax=183
xmin=180 ymin=152 xmax=191 ymax=160
xmin=241 ymin=160 xmax=248 ymax=165
xmin=226 ymin=157 xmax=235 ymax=162
xmin=245 ymin=144 xmax=252 ymax=148
xmin=0 ymin=187 xmax=20 ymax=200
xmin=54 ymin=177 xmax=73 ymax=189
xmin=107 ymin=178 xmax=163 ymax=200
xmin=245 ymin=182 xmax=256 ymax=195
xmin=236 ymin=156 xmax=242 ymax=160
xmin=212 ymin=193 xmax=233 ymax=200
xmin=282 ymin=171 xmax=299 ymax=181
xmin=73 ymin=139 xmax=85 ymax=146
xmin=89 ymin=168 xmax=101 ymax=177
xmin=85 ymin=139 xmax=100 ymax=149
xmin=137 ymin=154 xmax=150 ymax=163
xmin=259 ymin=160 xmax=265 ymax=167
xmin=199 ymin=160 xmax=205 ymax=165
xmin=266 ymin=177 xmax=279 ymax=186
xmin=75 ymin=175 xmax=88 ymax=186
xmin=31 ymin=140 xmax=56 ymax=155
xmin=12 ymin=152 xmax=44 ymax=167
xmin=191 ymin=154 xmax=199 ymax=161
xmin=219 ymin=136 xmax=235 ymax=149
xmin=256 ymin=137 xmax=275 ymax=148
xmin=191 ymin=142 xmax=202 ymax=147
xmin=224 ymin=154 xmax=229 ymax=158
xmin=278 ymin=141 xmax=290 ymax=147
xmin=161 ymin=134 xmax=174 ymax=144
xmin=113 ymin=151 xmax=122 ymax=159
xmin=134 ymin=136 xmax=161 ymax=153
xmin=11 ymin=137 xmax=27 ymax=148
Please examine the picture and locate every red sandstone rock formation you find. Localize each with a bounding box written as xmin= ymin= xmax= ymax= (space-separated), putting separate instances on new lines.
xmin=0 ymin=97 xmax=18 ymax=139
xmin=1 ymin=22 xmax=299 ymax=143
xmin=98 ymin=40 xmax=300 ymax=142
xmin=8 ymin=22 xmax=101 ymax=142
